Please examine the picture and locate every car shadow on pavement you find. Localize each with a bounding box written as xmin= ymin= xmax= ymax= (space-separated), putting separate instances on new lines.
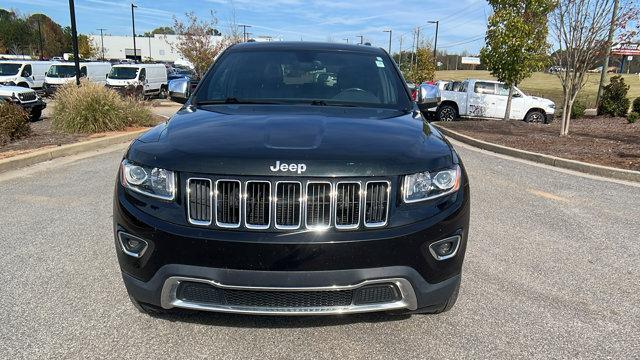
xmin=147 ymin=310 xmax=411 ymax=328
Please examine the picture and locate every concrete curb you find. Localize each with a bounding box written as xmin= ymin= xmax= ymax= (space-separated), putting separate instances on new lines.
xmin=0 ymin=129 xmax=146 ymax=173
xmin=433 ymin=123 xmax=640 ymax=183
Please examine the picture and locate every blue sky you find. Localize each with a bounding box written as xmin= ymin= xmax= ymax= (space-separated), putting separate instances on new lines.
xmin=4 ymin=0 xmax=490 ymax=54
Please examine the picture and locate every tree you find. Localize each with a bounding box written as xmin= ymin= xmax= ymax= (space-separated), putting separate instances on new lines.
xmin=407 ymin=47 xmax=436 ymax=83
xmin=143 ymin=26 xmax=175 ymax=37
xmin=77 ymin=34 xmax=98 ymax=59
xmin=480 ymin=0 xmax=557 ymax=121
xmin=551 ymin=0 xmax=638 ymax=135
xmin=0 ymin=9 xmax=33 ymax=55
xmin=26 ymin=14 xmax=67 ymax=58
xmin=172 ymin=11 xmax=230 ymax=78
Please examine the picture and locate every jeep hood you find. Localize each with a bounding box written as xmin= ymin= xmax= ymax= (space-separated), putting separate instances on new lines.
xmin=128 ymin=105 xmax=455 ymax=176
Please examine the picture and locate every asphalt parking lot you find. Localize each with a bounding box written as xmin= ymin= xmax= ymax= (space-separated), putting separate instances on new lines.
xmin=0 ymin=133 xmax=639 ymax=359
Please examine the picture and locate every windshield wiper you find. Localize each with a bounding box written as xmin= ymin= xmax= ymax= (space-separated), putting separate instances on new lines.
xmin=195 ymin=97 xmax=284 ymax=106
xmin=309 ymin=100 xmax=358 ymax=107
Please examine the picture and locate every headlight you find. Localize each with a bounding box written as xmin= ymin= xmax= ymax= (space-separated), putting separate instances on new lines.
xmin=120 ymin=160 xmax=176 ymax=200
xmin=403 ymin=165 xmax=461 ymax=203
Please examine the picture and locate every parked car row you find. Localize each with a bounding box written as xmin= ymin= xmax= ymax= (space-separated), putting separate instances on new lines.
xmin=0 ymin=59 xmax=185 ymax=99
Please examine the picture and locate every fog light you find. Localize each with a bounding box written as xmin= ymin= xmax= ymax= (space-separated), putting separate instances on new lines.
xmin=118 ymin=232 xmax=149 ymax=258
xmin=428 ymin=235 xmax=461 ymax=260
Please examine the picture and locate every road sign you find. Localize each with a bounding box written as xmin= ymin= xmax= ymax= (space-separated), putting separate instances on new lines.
xmin=461 ymin=57 xmax=481 ymax=65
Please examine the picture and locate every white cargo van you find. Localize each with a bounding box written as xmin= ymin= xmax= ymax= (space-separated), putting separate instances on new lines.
xmin=106 ymin=63 xmax=168 ymax=98
xmin=43 ymin=62 xmax=112 ymax=96
xmin=0 ymin=60 xmax=56 ymax=89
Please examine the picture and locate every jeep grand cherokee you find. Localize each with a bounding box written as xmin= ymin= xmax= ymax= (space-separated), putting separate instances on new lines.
xmin=114 ymin=42 xmax=470 ymax=316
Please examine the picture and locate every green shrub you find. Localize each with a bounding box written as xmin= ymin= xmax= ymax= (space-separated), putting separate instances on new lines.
xmin=597 ymin=76 xmax=630 ymax=117
xmin=0 ymin=101 xmax=31 ymax=145
xmin=570 ymin=100 xmax=586 ymax=119
xmin=52 ymin=80 xmax=155 ymax=133
xmin=628 ymin=112 xmax=639 ymax=124
xmin=632 ymin=97 xmax=640 ymax=114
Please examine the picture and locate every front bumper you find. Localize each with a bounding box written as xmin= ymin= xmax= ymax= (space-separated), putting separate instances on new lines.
xmin=114 ymin=179 xmax=470 ymax=314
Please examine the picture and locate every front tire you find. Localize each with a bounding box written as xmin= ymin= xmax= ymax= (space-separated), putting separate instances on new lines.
xmin=29 ymin=108 xmax=42 ymax=122
xmin=437 ymin=104 xmax=458 ymax=122
xmin=524 ymin=110 xmax=545 ymax=123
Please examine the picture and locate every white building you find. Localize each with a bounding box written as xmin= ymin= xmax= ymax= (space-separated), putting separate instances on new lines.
xmin=88 ymin=34 xmax=222 ymax=63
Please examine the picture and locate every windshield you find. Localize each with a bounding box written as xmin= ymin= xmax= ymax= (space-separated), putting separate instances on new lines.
xmin=195 ymin=49 xmax=411 ymax=110
xmin=108 ymin=67 xmax=138 ymax=80
xmin=0 ymin=63 xmax=22 ymax=76
xmin=47 ymin=65 xmax=77 ymax=78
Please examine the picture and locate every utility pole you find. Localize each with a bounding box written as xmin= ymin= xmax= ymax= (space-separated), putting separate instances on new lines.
xmin=410 ymin=29 xmax=416 ymax=71
xmin=238 ymin=25 xmax=251 ymax=42
xmin=398 ymin=34 xmax=403 ymax=68
xmin=68 ymin=0 xmax=81 ymax=85
xmin=131 ymin=3 xmax=138 ymax=62
xmin=37 ymin=19 xmax=44 ymax=60
xmin=596 ymin=0 xmax=619 ymax=107
xmin=97 ymin=28 xmax=106 ymax=60
xmin=383 ymin=29 xmax=392 ymax=54
xmin=357 ymin=35 xmax=364 ymax=44
xmin=343 ymin=38 xmax=349 ymax=43
xmin=428 ymin=20 xmax=439 ymax=67
xmin=415 ymin=27 xmax=420 ymax=73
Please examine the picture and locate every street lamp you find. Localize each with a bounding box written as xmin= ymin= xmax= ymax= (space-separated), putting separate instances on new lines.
xmin=383 ymin=29 xmax=392 ymax=54
xmin=97 ymin=28 xmax=106 ymax=60
xmin=131 ymin=3 xmax=138 ymax=62
xmin=68 ymin=0 xmax=81 ymax=85
xmin=428 ymin=20 xmax=439 ymax=67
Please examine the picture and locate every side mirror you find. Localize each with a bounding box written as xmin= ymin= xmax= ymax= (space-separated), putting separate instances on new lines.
xmin=416 ymin=84 xmax=441 ymax=109
xmin=168 ymin=77 xmax=189 ymax=104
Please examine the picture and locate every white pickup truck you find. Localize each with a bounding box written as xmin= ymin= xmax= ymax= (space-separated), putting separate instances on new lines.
xmin=433 ymin=79 xmax=556 ymax=123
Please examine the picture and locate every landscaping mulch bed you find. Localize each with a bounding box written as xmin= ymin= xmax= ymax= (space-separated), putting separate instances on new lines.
xmin=438 ymin=117 xmax=640 ymax=171
xmin=0 ymin=114 xmax=166 ymax=160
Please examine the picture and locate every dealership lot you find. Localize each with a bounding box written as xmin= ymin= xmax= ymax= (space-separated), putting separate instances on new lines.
xmin=0 ymin=137 xmax=638 ymax=359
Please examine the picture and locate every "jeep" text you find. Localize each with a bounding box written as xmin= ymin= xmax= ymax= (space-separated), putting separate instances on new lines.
xmin=269 ymin=161 xmax=307 ymax=174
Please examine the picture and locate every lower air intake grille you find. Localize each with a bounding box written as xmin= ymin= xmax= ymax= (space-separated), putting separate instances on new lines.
xmin=353 ymin=284 xmax=401 ymax=305
xmin=335 ymin=182 xmax=361 ymax=228
xmin=275 ymin=182 xmax=301 ymax=229
xmin=305 ymin=182 xmax=331 ymax=229
xmin=365 ymin=181 xmax=389 ymax=227
xmin=187 ymin=179 xmax=212 ymax=225
xmin=245 ymin=181 xmax=270 ymax=228
xmin=177 ymin=282 xmax=354 ymax=308
xmin=216 ymin=180 xmax=241 ymax=227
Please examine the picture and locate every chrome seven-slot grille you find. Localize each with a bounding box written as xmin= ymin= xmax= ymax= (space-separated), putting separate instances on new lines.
xmin=186 ymin=178 xmax=390 ymax=231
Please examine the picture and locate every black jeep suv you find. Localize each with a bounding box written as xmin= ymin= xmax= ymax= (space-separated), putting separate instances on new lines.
xmin=114 ymin=42 xmax=470 ymax=316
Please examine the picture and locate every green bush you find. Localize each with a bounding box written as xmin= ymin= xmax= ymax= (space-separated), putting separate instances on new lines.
xmin=570 ymin=100 xmax=586 ymax=119
xmin=597 ymin=76 xmax=630 ymax=117
xmin=0 ymin=101 xmax=31 ymax=145
xmin=52 ymin=80 xmax=155 ymax=133
xmin=632 ymin=97 xmax=640 ymax=114
xmin=628 ymin=112 xmax=639 ymax=124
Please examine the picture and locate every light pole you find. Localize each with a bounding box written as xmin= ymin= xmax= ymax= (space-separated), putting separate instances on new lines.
xmin=97 ymin=28 xmax=106 ymax=60
xmin=238 ymin=24 xmax=251 ymax=42
xmin=68 ymin=0 xmax=81 ymax=85
xmin=596 ymin=0 xmax=619 ymax=107
xmin=428 ymin=20 xmax=439 ymax=67
xmin=37 ymin=19 xmax=44 ymax=60
xmin=383 ymin=29 xmax=392 ymax=54
xmin=131 ymin=3 xmax=138 ymax=62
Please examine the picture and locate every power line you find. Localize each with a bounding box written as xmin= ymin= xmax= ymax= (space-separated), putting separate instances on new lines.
xmin=438 ymin=35 xmax=485 ymax=49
